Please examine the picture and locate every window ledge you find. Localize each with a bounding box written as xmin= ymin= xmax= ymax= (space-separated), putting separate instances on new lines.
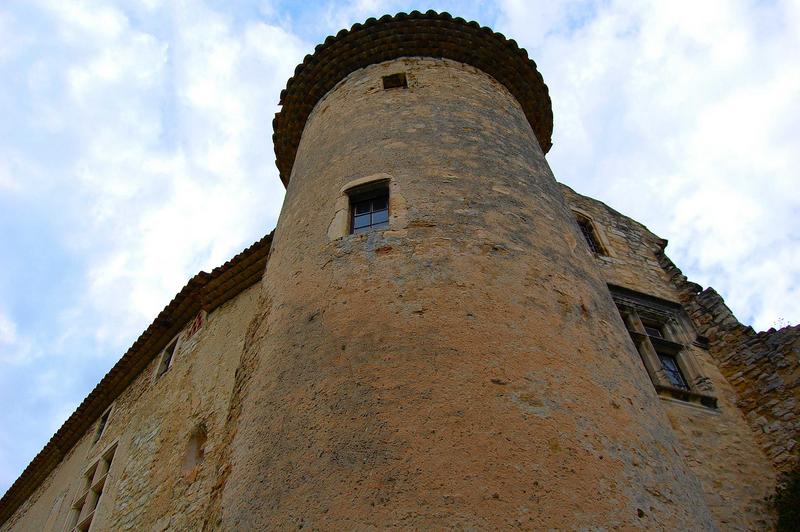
xmin=655 ymin=384 xmax=717 ymax=409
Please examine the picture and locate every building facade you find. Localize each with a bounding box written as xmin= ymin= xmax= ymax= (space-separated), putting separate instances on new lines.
xmin=1 ymin=11 xmax=797 ymax=531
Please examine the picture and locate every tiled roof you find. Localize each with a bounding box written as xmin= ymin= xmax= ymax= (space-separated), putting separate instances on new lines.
xmin=273 ymin=10 xmax=553 ymax=185
xmin=0 ymin=233 xmax=273 ymax=525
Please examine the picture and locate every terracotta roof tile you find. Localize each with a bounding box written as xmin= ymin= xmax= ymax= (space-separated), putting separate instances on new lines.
xmin=273 ymin=10 xmax=553 ymax=186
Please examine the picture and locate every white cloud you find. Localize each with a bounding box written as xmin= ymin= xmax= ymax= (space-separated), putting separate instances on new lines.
xmin=0 ymin=0 xmax=306 ymax=491
xmin=0 ymin=311 xmax=34 ymax=365
xmin=497 ymin=0 xmax=800 ymax=330
xmin=39 ymin=0 xmax=306 ymax=343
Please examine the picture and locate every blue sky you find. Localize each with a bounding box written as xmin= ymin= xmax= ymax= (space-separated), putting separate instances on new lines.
xmin=1 ymin=0 xmax=798 ymax=494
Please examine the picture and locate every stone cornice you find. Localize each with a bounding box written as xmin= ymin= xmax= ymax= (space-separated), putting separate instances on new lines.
xmin=273 ymin=10 xmax=553 ymax=186
xmin=0 ymin=233 xmax=273 ymax=525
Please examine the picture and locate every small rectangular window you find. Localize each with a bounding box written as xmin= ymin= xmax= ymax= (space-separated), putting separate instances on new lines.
xmin=92 ymin=408 xmax=111 ymax=444
xmin=156 ymin=336 xmax=178 ymax=378
xmin=348 ymin=182 xmax=389 ymax=234
xmin=382 ymin=72 xmax=407 ymax=89
xmin=577 ymin=217 xmax=604 ymax=255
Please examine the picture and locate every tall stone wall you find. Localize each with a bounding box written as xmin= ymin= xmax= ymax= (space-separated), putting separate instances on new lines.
xmin=1 ymin=284 xmax=261 ymax=531
xmin=563 ymin=184 xmax=779 ymax=529
xmin=218 ymin=57 xmax=715 ymax=530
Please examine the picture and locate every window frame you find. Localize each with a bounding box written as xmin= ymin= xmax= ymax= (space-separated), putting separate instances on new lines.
xmin=572 ymin=210 xmax=609 ymax=256
xmin=347 ymin=180 xmax=390 ymax=235
xmin=610 ymin=284 xmax=717 ymax=408
xmin=155 ymin=334 xmax=181 ymax=380
xmin=65 ymin=442 xmax=118 ymax=532
xmin=92 ymin=406 xmax=112 ymax=445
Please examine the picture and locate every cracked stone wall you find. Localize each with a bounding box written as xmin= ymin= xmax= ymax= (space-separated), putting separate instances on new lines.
xmin=1 ymin=284 xmax=261 ymax=531
xmin=218 ymin=57 xmax=715 ymax=530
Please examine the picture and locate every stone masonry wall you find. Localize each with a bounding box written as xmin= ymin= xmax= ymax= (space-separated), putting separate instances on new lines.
xmin=220 ymin=58 xmax=716 ymax=530
xmin=563 ymin=184 xmax=780 ymax=529
xmin=1 ymin=284 xmax=261 ymax=531
xmin=659 ymin=251 xmax=800 ymax=476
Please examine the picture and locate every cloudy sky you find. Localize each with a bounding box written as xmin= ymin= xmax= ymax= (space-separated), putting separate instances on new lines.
xmin=0 ymin=0 xmax=798 ymax=493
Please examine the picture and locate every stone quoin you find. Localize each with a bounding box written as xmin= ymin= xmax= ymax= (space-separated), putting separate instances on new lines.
xmin=1 ymin=11 xmax=797 ymax=531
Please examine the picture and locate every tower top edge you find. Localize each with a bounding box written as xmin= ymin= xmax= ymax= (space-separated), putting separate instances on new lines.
xmin=272 ymin=10 xmax=554 ymax=186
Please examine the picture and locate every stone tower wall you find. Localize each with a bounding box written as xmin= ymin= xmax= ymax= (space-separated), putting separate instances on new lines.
xmin=218 ymin=57 xmax=715 ymax=530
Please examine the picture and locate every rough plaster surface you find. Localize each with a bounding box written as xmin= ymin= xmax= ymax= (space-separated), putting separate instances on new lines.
xmin=219 ymin=58 xmax=715 ymax=530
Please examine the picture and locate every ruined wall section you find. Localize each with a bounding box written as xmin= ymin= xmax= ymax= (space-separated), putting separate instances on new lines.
xmin=1 ymin=284 xmax=261 ymax=531
xmin=659 ymin=251 xmax=800 ymax=475
xmin=562 ymin=184 xmax=779 ymax=529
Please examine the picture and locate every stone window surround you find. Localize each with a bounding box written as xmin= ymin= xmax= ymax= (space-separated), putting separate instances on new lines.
xmin=610 ymin=284 xmax=717 ymax=409
xmin=571 ymin=208 xmax=612 ymax=258
xmin=328 ymin=173 xmax=408 ymax=240
xmin=65 ymin=441 xmax=118 ymax=532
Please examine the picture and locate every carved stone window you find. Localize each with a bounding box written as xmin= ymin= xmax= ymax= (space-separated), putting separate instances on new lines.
xmin=609 ymin=285 xmax=717 ymax=408
xmin=65 ymin=443 xmax=117 ymax=532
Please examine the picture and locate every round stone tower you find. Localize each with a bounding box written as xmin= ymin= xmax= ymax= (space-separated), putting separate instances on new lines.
xmin=219 ymin=12 xmax=715 ymax=529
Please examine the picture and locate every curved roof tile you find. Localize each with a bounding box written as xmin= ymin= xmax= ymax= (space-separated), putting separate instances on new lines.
xmin=273 ymin=10 xmax=553 ymax=186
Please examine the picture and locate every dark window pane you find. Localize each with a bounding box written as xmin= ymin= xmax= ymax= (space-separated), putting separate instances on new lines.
xmin=349 ymin=186 xmax=389 ymax=234
xmin=354 ymin=201 xmax=371 ymax=215
xmin=382 ymin=73 xmax=407 ymax=89
xmin=372 ymin=197 xmax=388 ymax=211
xmin=578 ymin=219 xmax=600 ymax=254
xmin=353 ymin=214 xmax=371 ymax=229
xmin=644 ymin=325 xmax=663 ymax=338
xmin=372 ymin=209 xmax=389 ymax=224
xmin=658 ymin=352 xmax=689 ymax=390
